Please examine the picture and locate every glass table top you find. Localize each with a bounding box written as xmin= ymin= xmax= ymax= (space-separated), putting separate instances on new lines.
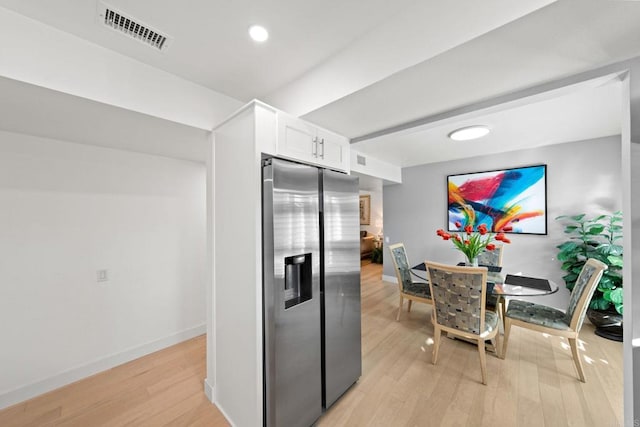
xmin=411 ymin=262 xmax=559 ymax=297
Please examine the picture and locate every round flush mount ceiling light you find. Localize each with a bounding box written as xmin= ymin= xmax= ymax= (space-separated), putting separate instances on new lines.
xmin=448 ymin=125 xmax=490 ymax=141
xmin=248 ymin=25 xmax=269 ymax=42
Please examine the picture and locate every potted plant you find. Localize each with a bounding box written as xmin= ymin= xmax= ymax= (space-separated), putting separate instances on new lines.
xmin=556 ymin=211 xmax=623 ymax=341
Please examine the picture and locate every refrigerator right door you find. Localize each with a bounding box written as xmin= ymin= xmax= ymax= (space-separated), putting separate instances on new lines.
xmin=321 ymin=170 xmax=362 ymax=408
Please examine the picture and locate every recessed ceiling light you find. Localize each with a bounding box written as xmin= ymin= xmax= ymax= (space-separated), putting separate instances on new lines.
xmin=448 ymin=125 xmax=490 ymax=141
xmin=249 ymin=25 xmax=269 ymax=42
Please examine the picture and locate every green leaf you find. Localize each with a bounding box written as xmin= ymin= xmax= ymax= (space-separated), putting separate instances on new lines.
xmin=597 ymin=276 xmax=615 ymax=290
xmin=606 ymin=287 xmax=624 ymax=304
xmin=607 ymin=255 xmax=623 ymax=267
xmin=557 ymin=252 xmax=578 ymax=262
xmin=614 ymin=303 xmax=623 ymax=314
xmin=597 ymin=244 xmax=623 ymax=256
xmin=570 ymin=214 xmax=586 ymax=221
xmin=586 ymin=224 xmax=604 ymax=236
xmin=556 ymin=241 xmax=579 ymax=251
xmin=589 ymin=297 xmax=611 ymax=311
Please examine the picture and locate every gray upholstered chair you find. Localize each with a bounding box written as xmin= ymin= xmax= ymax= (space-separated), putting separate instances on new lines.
xmin=476 ymin=244 xmax=504 ymax=268
xmin=425 ymin=261 xmax=500 ymax=385
xmin=477 ymin=244 xmax=504 ymax=319
xmin=501 ymin=258 xmax=607 ymax=382
xmin=388 ymin=243 xmax=432 ymax=321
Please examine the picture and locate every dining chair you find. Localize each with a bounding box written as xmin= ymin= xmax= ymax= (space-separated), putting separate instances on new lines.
xmin=388 ymin=243 xmax=432 ymax=321
xmin=501 ymin=258 xmax=607 ymax=382
xmin=477 ymin=245 xmax=504 ymax=320
xmin=476 ymin=244 xmax=504 ymax=267
xmin=425 ymin=261 xmax=500 ymax=385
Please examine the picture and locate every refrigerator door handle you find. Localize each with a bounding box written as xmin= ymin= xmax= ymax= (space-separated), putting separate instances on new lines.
xmin=312 ymin=136 xmax=318 ymax=158
xmin=319 ymin=138 xmax=325 ymax=159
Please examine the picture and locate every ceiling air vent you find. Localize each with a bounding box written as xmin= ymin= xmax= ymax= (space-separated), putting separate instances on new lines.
xmin=357 ymin=155 xmax=367 ymax=166
xmin=97 ymin=2 xmax=172 ymax=51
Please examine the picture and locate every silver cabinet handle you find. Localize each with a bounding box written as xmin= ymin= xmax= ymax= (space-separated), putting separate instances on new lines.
xmin=311 ymin=136 xmax=318 ymax=158
xmin=319 ymin=138 xmax=325 ymax=159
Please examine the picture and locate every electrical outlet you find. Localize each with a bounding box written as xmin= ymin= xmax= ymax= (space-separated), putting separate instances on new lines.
xmin=97 ymin=269 xmax=109 ymax=282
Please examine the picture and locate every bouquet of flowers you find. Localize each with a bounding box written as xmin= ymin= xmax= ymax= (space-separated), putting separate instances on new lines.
xmin=436 ymin=221 xmax=511 ymax=265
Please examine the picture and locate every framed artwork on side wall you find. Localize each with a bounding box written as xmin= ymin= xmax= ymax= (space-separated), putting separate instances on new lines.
xmin=447 ymin=164 xmax=547 ymax=235
xmin=359 ymin=194 xmax=371 ymax=225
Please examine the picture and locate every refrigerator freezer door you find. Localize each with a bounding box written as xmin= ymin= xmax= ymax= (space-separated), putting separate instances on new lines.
xmin=263 ymin=159 xmax=322 ymax=427
xmin=321 ymin=170 xmax=362 ymax=408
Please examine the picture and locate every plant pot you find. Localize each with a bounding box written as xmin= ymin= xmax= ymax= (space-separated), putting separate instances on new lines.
xmin=587 ymin=308 xmax=623 ymax=342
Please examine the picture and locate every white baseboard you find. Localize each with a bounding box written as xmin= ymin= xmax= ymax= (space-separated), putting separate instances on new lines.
xmin=382 ymin=274 xmax=398 ymax=284
xmin=213 ymin=398 xmax=237 ymax=427
xmin=0 ymin=324 xmax=206 ymax=410
xmin=204 ymin=377 xmax=214 ymax=402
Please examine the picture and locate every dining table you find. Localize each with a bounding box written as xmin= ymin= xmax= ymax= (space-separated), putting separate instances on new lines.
xmin=410 ymin=262 xmax=560 ymax=297
xmin=410 ymin=261 xmax=560 ymax=353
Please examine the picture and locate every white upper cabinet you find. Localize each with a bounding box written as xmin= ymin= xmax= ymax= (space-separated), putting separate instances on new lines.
xmin=277 ymin=112 xmax=349 ymax=172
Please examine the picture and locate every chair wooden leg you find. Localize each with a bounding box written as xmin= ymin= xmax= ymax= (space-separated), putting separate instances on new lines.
xmin=396 ymin=296 xmax=403 ymax=321
xmin=496 ymin=298 xmax=504 ymax=334
xmin=432 ymin=327 xmax=441 ymax=365
xmin=477 ymin=339 xmax=488 ymax=385
xmin=501 ymin=318 xmax=512 ymax=360
xmin=569 ymin=337 xmax=586 ymax=382
xmin=407 ymin=300 xmax=413 ymax=312
xmin=501 ymin=299 xmax=507 ymax=329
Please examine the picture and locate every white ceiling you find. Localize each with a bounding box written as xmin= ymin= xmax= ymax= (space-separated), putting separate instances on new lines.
xmin=351 ymin=77 xmax=622 ymax=168
xmin=303 ymin=0 xmax=640 ymax=140
xmin=0 ymin=0 xmax=553 ymax=106
xmin=0 ymin=0 xmax=638 ymax=167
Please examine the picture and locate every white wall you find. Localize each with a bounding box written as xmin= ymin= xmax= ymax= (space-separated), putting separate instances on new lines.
xmin=383 ymin=136 xmax=622 ymax=310
xmin=211 ymin=105 xmax=265 ymax=426
xmin=0 ymin=130 xmax=207 ymax=408
xmin=360 ymin=189 xmax=383 ymax=237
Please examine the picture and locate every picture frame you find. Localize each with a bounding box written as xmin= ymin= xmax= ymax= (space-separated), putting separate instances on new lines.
xmin=447 ymin=164 xmax=547 ymax=235
xmin=359 ymin=194 xmax=371 ymax=225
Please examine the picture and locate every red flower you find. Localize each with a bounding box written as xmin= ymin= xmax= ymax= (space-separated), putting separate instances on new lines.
xmin=464 ymin=225 xmax=473 ymax=234
xmin=436 ymin=229 xmax=444 ymax=236
xmin=502 ymin=237 xmax=511 ymax=244
xmin=486 ymin=243 xmax=496 ymax=251
xmin=503 ymin=225 xmax=513 ymax=232
xmin=454 ymin=235 xmax=461 ymax=242
xmin=454 ymin=221 xmax=462 ymax=228
xmin=478 ymin=228 xmax=487 ymax=235
xmin=464 ymin=240 xmax=470 ymax=245
xmin=442 ymin=233 xmax=451 ymax=240
xmin=495 ymin=233 xmax=506 ymax=241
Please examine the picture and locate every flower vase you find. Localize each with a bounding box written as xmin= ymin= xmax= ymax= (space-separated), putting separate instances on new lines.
xmin=466 ymin=257 xmax=479 ymax=267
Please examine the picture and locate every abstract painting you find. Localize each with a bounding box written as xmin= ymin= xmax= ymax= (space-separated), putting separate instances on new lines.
xmin=447 ymin=165 xmax=547 ymax=234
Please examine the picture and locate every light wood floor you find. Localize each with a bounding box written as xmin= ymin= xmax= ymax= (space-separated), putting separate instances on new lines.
xmin=0 ymin=263 xmax=622 ymax=426
xmin=320 ymin=263 xmax=623 ymax=427
xmin=0 ymin=335 xmax=228 ymax=427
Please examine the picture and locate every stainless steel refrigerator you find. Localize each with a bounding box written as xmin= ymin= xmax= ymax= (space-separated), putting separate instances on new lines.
xmin=262 ymin=158 xmax=361 ymax=427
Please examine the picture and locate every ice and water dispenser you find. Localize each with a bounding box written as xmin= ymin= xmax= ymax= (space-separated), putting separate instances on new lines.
xmin=284 ymin=253 xmax=312 ymax=309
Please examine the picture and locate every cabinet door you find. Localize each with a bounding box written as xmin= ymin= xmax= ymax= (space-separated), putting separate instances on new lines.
xmin=277 ymin=114 xmax=318 ymax=164
xmin=316 ymin=128 xmax=349 ymax=172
